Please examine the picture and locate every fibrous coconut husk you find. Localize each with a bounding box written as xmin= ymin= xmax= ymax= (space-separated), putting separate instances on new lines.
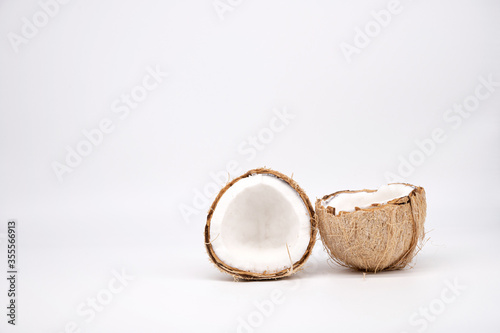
xmin=315 ymin=184 xmax=426 ymax=272
xmin=205 ymin=168 xmax=317 ymax=280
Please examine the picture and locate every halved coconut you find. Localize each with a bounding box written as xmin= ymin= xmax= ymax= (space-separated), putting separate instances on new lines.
xmin=316 ymin=184 xmax=426 ymax=272
xmin=205 ymin=168 xmax=317 ymax=280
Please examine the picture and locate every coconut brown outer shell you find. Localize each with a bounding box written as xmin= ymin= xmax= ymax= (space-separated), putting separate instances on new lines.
xmin=205 ymin=168 xmax=317 ymax=280
xmin=315 ymin=184 xmax=426 ymax=272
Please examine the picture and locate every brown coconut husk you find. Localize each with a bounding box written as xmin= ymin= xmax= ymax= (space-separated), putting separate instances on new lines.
xmin=205 ymin=168 xmax=317 ymax=280
xmin=315 ymin=184 xmax=426 ymax=273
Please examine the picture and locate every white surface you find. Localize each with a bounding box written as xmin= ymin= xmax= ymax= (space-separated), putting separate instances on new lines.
xmin=322 ymin=183 xmax=414 ymax=214
xmin=5 ymin=224 xmax=500 ymax=333
xmin=210 ymin=173 xmax=311 ymax=273
xmin=0 ymin=0 xmax=499 ymax=332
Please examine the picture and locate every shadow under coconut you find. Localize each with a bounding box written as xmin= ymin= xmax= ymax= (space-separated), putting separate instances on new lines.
xmin=202 ymin=272 xmax=296 ymax=283
xmin=185 ymin=259 xmax=292 ymax=283
xmin=194 ymin=244 xmax=435 ymax=282
xmin=199 ymin=260 xmax=424 ymax=282
xmin=297 ymin=257 xmax=422 ymax=279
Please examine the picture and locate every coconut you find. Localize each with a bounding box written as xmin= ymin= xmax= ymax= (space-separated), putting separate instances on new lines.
xmin=315 ymin=183 xmax=426 ymax=272
xmin=205 ymin=168 xmax=317 ymax=280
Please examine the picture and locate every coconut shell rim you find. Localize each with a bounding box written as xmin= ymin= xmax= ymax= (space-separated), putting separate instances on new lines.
xmin=317 ymin=183 xmax=418 ymax=217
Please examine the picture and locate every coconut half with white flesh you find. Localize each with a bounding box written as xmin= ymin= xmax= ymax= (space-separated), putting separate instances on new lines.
xmin=316 ymin=183 xmax=426 ymax=272
xmin=205 ymin=168 xmax=317 ymax=280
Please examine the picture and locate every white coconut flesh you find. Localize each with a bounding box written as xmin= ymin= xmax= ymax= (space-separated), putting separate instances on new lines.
xmin=322 ymin=184 xmax=414 ymax=215
xmin=209 ymin=174 xmax=311 ymax=273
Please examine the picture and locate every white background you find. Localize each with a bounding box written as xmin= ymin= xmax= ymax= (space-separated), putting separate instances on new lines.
xmin=0 ymin=0 xmax=499 ymax=332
